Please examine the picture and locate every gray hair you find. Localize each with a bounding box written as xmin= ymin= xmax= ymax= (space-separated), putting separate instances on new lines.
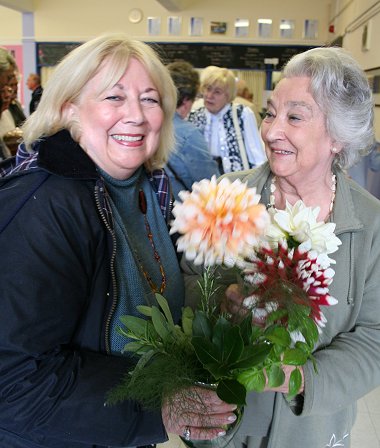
xmin=22 ymin=34 xmax=177 ymax=170
xmin=282 ymin=46 xmax=374 ymax=169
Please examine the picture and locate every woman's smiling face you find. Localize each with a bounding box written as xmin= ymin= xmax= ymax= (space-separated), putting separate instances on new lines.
xmin=67 ymin=57 xmax=164 ymax=179
xmin=261 ymin=76 xmax=336 ymax=183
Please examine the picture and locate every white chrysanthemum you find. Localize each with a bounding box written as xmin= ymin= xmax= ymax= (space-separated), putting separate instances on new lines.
xmin=267 ymin=200 xmax=342 ymax=256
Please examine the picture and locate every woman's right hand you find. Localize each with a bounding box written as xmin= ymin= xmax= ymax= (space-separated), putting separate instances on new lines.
xmin=221 ymin=283 xmax=249 ymax=317
xmin=162 ymin=386 xmax=237 ymax=440
xmin=222 ymin=283 xmax=267 ymax=327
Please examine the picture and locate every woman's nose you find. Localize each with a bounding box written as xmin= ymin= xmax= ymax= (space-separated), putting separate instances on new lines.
xmin=122 ymin=99 xmax=145 ymax=125
xmin=263 ymin=117 xmax=284 ymax=142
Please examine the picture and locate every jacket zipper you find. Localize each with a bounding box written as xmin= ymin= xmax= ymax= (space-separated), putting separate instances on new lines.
xmin=94 ymin=182 xmax=117 ymax=354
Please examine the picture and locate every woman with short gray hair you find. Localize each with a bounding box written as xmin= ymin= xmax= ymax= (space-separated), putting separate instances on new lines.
xmin=221 ymin=46 xmax=380 ymax=448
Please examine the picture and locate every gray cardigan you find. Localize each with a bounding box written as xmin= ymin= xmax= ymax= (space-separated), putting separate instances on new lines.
xmin=223 ymin=163 xmax=380 ymax=448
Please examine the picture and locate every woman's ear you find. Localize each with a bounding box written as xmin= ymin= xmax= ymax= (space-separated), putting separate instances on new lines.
xmin=61 ymin=101 xmax=77 ymax=121
xmin=331 ymin=141 xmax=343 ymax=154
xmin=61 ymin=102 xmax=81 ymax=142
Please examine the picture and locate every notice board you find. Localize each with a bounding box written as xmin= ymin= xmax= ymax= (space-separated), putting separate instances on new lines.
xmin=37 ymin=42 xmax=315 ymax=70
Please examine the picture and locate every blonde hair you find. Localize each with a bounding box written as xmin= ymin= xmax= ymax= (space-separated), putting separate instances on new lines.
xmin=22 ymin=33 xmax=177 ymax=169
xmin=200 ymin=67 xmax=237 ymax=102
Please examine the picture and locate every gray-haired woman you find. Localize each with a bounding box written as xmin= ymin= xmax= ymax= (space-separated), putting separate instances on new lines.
xmin=222 ymin=46 xmax=380 ymax=448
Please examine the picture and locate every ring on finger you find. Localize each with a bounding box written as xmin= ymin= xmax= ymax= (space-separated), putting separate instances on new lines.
xmin=183 ymin=426 xmax=191 ymax=441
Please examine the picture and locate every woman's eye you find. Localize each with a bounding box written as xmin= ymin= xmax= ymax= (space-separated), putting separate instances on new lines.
xmin=105 ymin=95 xmax=122 ymax=101
xmin=141 ymin=97 xmax=160 ymax=107
xmin=264 ymin=111 xmax=274 ymax=119
xmin=289 ymin=115 xmax=301 ymax=122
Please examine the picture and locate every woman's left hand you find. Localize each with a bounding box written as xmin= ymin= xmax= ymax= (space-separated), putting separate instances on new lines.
xmin=162 ymin=386 xmax=237 ymax=440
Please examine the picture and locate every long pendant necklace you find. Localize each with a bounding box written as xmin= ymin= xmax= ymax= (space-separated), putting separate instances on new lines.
xmin=268 ymin=173 xmax=337 ymax=217
xmin=138 ymin=189 xmax=167 ymax=294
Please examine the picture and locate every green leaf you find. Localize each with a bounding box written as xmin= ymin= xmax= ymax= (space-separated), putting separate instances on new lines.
xmin=202 ymin=362 xmax=230 ymax=380
xmin=309 ymin=354 xmax=318 ymax=373
xmin=211 ymin=320 xmax=243 ymax=364
xmin=136 ymin=305 xmax=153 ymax=317
xmin=288 ymin=368 xmax=302 ymax=397
xmin=151 ymin=306 xmax=171 ymax=341
xmin=222 ymin=326 xmax=245 ymax=365
xmin=192 ymin=310 xmax=212 ymax=339
xmin=217 ymin=379 xmax=247 ymax=406
xmin=250 ymin=325 xmax=263 ymax=342
xmin=122 ymin=341 xmax=152 ymax=354
xmin=119 ymin=315 xmax=148 ymax=339
xmin=145 ymin=321 xmax=160 ymax=342
xmin=116 ymin=326 xmax=132 ymax=339
xmin=181 ymin=307 xmax=194 ymax=336
xmin=283 ymin=347 xmax=308 ymax=366
xmin=132 ymin=349 xmax=156 ymax=372
xmin=155 ymin=293 xmax=175 ymax=326
xmin=265 ymin=308 xmax=288 ymax=324
xmin=192 ymin=336 xmax=222 ymax=366
xmin=229 ymin=343 xmax=271 ymax=369
xmin=288 ymin=305 xmax=312 ymax=333
xmin=212 ymin=316 xmax=231 ymax=344
xmin=237 ymin=369 xmax=266 ymax=392
xmin=238 ymin=315 xmax=254 ymax=345
xmin=266 ymin=364 xmax=285 ymax=388
xmin=264 ymin=326 xmax=291 ymax=347
xmin=300 ymin=317 xmax=319 ymax=348
xmin=294 ymin=341 xmax=312 ymax=355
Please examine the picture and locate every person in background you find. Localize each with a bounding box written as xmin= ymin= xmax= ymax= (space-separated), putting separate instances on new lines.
xmin=191 ymin=65 xmax=219 ymax=110
xmin=0 ymin=46 xmax=16 ymax=90
xmin=0 ymin=96 xmax=11 ymax=160
xmin=165 ymin=60 xmax=220 ymax=201
xmin=218 ymin=46 xmax=380 ymax=448
xmin=188 ymin=67 xmax=265 ymax=174
xmin=0 ymin=83 xmax=14 ymax=136
xmin=27 ymin=72 xmax=43 ymax=114
xmin=0 ymin=47 xmax=16 ymax=159
xmin=0 ymin=34 xmax=236 ymax=448
xmin=8 ymin=71 xmax=26 ymax=126
xmin=0 ymin=82 xmax=22 ymax=156
xmin=234 ymin=78 xmax=262 ymax=126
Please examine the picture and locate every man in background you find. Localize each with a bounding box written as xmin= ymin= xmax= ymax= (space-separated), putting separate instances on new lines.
xmin=27 ymin=73 xmax=43 ymax=114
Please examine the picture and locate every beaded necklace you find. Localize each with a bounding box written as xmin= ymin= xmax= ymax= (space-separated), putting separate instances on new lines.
xmin=268 ymin=173 xmax=337 ymax=218
xmin=138 ymin=189 xmax=167 ymax=294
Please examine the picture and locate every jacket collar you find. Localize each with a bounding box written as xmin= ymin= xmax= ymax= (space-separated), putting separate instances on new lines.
xmin=37 ymin=129 xmax=98 ymax=179
xmin=331 ymin=169 xmax=363 ymax=235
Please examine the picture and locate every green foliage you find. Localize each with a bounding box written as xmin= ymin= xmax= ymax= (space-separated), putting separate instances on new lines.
xmin=107 ymin=271 xmax=319 ymax=410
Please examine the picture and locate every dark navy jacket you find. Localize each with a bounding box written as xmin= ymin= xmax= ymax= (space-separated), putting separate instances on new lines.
xmin=0 ymin=130 xmax=171 ymax=448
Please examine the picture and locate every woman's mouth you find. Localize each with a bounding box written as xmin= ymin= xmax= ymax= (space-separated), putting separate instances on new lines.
xmin=272 ymin=148 xmax=293 ymax=155
xmin=112 ymin=134 xmax=144 ymax=143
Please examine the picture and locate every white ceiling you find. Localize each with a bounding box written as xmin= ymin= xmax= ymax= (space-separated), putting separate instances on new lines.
xmin=0 ymin=0 xmax=193 ymax=12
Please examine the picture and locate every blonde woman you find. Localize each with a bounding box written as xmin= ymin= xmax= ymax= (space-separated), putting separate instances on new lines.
xmin=188 ymin=66 xmax=265 ymax=173
xmin=0 ymin=34 xmax=236 ymax=448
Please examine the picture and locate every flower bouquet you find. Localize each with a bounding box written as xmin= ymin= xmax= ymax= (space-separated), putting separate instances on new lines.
xmin=106 ymin=176 xmax=341 ymax=446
